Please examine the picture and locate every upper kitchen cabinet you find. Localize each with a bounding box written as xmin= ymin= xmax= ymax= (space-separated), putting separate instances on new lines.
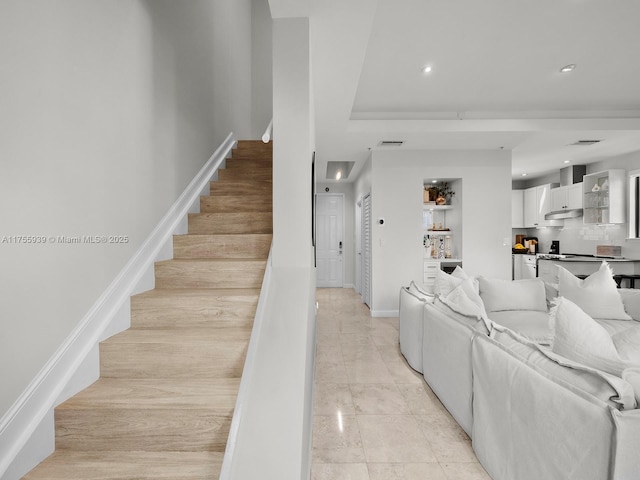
xmin=523 ymin=184 xmax=561 ymax=228
xmin=512 ymin=190 xmax=524 ymax=228
xmin=583 ymin=169 xmax=626 ymax=224
xmin=551 ymin=183 xmax=583 ymax=211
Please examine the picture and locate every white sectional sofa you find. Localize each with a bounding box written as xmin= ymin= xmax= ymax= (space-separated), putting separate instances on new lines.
xmin=399 ymin=263 xmax=640 ymax=480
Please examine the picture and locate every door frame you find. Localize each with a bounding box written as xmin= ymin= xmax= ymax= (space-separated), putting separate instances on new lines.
xmin=315 ymin=192 xmax=346 ymax=288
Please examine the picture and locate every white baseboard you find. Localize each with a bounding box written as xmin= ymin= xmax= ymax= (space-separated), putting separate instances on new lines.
xmin=342 ymin=283 xmax=355 ymax=289
xmin=371 ymin=309 xmax=400 ymax=318
xmin=0 ymin=133 xmax=236 ymax=480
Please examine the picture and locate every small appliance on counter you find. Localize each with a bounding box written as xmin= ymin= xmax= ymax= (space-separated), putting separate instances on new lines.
xmin=524 ymin=236 xmax=538 ymax=254
xmin=550 ymin=241 xmax=560 ymax=255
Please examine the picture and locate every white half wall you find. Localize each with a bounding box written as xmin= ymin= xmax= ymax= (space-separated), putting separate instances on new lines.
xmin=272 ymin=16 xmax=314 ymax=268
xmin=0 ymin=0 xmax=253 ymax=422
xmin=369 ymin=149 xmax=512 ymax=314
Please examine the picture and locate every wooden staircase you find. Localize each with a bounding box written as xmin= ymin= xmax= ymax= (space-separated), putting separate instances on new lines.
xmin=23 ymin=141 xmax=272 ymax=479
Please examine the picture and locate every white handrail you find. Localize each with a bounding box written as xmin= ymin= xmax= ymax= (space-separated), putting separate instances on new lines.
xmin=262 ymin=118 xmax=273 ymax=143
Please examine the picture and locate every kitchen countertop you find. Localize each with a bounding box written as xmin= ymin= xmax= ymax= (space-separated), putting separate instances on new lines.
xmin=538 ymin=256 xmax=639 ymax=263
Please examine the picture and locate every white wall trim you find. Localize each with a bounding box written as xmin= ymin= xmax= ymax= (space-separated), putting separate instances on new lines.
xmin=0 ymin=133 xmax=236 ymax=480
xmin=371 ymin=309 xmax=399 ymax=318
xmin=343 ymin=283 xmax=355 ymax=289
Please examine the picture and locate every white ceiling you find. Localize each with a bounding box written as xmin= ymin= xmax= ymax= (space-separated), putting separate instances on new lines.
xmin=304 ymin=0 xmax=640 ymax=182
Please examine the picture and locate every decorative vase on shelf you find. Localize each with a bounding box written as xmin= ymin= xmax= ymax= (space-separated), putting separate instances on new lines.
xmin=436 ymin=196 xmax=447 ymax=205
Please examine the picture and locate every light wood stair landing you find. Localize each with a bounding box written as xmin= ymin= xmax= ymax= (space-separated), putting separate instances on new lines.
xmin=23 ymin=140 xmax=272 ymax=480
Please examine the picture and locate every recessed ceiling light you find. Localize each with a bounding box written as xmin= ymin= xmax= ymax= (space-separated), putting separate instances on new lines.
xmin=422 ymin=65 xmax=433 ymax=74
xmin=560 ymin=64 xmax=576 ymax=73
xmin=563 ymin=160 xmax=571 ymax=164
xmin=432 ymin=180 xmax=438 ymax=183
xmin=521 ymin=173 xmax=528 ymax=177
xmin=336 ymin=170 xmax=342 ymax=180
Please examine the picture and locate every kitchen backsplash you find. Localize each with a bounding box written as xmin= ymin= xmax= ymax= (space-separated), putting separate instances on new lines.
xmin=518 ymin=217 xmax=640 ymax=259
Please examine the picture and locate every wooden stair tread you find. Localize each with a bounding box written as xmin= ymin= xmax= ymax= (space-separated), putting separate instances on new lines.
xmin=22 ymin=451 xmax=223 ymax=479
xmin=132 ymin=287 xmax=261 ymax=299
xmin=102 ymin=327 xmax=252 ymax=345
xmin=58 ymin=377 xmax=239 ymax=411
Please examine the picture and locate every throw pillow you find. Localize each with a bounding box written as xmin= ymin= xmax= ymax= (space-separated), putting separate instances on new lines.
xmin=550 ymin=297 xmax=632 ymax=376
xmin=433 ymin=268 xmax=463 ymax=297
xmin=557 ymin=262 xmax=631 ymax=320
xmin=478 ymin=277 xmax=547 ymax=313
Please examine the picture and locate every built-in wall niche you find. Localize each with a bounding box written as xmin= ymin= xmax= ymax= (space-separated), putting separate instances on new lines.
xmin=422 ymin=178 xmax=462 ymax=261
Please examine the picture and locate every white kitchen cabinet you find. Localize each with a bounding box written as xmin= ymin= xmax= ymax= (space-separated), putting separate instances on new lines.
xmin=523 ymin=187 xmax=537 ymax=227
xmin=512 ymin=190 xmax=524 ymax=228
xmin=524 ymin=184 xmax=560 ymax=228
xmin=513 ymin=254 xmax=537 ymax=280
xmin=583 ymin=170 xmax=626 ymax=224
xmin=551 ymin=183 xmax=583 ymax=211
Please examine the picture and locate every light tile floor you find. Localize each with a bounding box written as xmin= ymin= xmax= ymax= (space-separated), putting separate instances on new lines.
xmin=312 ymin=288 xmax=492 ymax=480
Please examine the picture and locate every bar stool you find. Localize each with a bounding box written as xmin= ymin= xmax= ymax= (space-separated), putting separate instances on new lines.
xmin=617 ymin=274 xmax=640 ymax=288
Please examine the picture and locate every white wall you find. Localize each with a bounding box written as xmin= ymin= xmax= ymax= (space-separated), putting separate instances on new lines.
xmin=251 ymin=0 xmax=273 ymax=138
xmin=0 ymin=0 xmax=254 ymax=419
xmin=317 ymin=183 xmax=355 ymax=287
xmin=369 ymin=149 xmax=512 ymax=314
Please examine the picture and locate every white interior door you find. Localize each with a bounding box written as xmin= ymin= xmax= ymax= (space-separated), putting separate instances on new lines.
xmin=316 ymin=193 xmax=344 ymax=288
xmin=354 ymin=197 xmax=362 ymax=294
xmin=362 ymin=193 xmax=371 ymax=307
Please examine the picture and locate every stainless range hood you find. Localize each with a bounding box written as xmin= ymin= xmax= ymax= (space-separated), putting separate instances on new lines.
xmin=544 ymin=165 xmax=586 ymax=220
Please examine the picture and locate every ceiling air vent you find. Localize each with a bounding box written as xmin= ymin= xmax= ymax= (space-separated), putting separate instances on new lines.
xmin=378 ymin=140 xmax=405 ymax=147
xmin=570 ymin=140 xmax=602 ymax=146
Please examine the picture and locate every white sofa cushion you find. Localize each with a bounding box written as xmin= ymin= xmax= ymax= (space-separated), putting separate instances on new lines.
xmin=557 ymin=261 xmax=631 ymax=321
xmin=491 ymin=325 xmax=636 ymax=410
xmin=478 ymin=277 xmax=547 ymax=313
xmin=488 ymin=310 xmax=552 ymax=345
xmin=408 ymin=280 xmax=434 ymax=302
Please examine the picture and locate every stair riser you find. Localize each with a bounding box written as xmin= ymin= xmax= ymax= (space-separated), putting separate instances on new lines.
xmin=188 ymin=213 xmax=272 ymax=234
xmin=155 ymin=261 xmax=265 ymax=289
xmin=173 ymin=234 xmax=271 ymax=259
xmin=235 ymin=140 xmax=272 ymax=155
xmin=225 ymin=159 xmax=272 ymax=169
xmin=100 ymin=342 xmax=248 ymax=378
xmin=218 ymin=169 xmax=272 ymax=182
xmin=55 ymin=409 xmax=230 ymax=452
xmin=131 ymin=296 xmax=258 ymax=328
xmin=210 ymin=180 xmax=272 ymax=196
xmin=200 ymin=195 xmax=272 ymax=213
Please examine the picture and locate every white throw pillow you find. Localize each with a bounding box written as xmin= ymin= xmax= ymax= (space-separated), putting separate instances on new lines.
xmin=478 ymin=277 xmax=547 ymax=313
xmin=550 ymin=297 xmax=634 ymax=376
xmin=433 ymin=268 xmax=463 ymax=297
xmin=451 ymin=265 xmax=480 ymax=293
xmin=557 ymin=262 xmax=631 ymax=320
xmin=619 ymin=288 xmax=640 ymax=321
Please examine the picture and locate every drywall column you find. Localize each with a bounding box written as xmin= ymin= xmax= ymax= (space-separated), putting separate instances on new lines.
xmin=271 ymin=17 xmax=314 ymax=268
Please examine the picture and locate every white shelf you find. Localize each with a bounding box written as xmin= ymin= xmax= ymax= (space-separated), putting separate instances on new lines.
xmin=423 ymin=257 xmax=462 ymax=262
xmin=423 ymin=204 xmax=453 ymax=211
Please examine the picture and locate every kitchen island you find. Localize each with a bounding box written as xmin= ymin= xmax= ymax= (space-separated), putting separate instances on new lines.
xmin=537 ymin=255 xmax=640 ymax=285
